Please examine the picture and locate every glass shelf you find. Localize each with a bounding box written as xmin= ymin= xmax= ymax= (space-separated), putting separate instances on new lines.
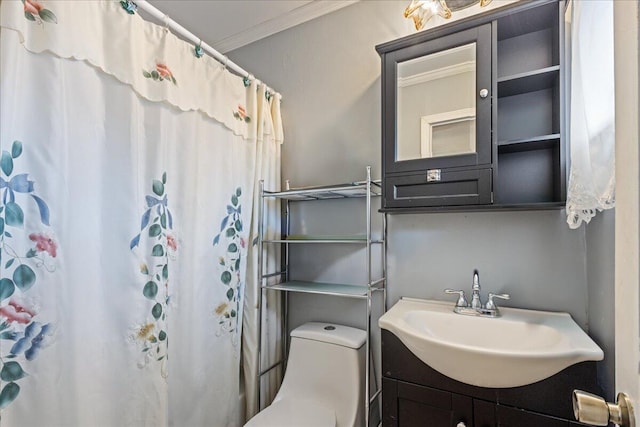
xmin=262 ymin=280 xmax=384 ymax=299
xmin=263 ymin=180 xmax=381 ymax=201
xmin=263 ymin=235 xmax=384 ymax=244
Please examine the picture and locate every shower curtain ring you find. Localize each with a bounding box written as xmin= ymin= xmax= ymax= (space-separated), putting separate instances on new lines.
xmin=163 ymin=14 xmax=170 ymax=33
xmin=120 ymin=0 xmax=138 ymax=14
xmin=194 ymin=39 xmax=204 ymax=58
xmin=223 ymin=56 xmax=229 ymax=70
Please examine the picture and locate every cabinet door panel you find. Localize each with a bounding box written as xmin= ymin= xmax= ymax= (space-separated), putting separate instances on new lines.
xmin=383 ymin=24 xmax=492 ymax=175
xmin=393 ymin=381 xmax=472 ymax=427
xmin=399 ymin=400 xmax=451 ymax=427
xmin=496 ymin=405 xmax=568 ymax=427
xmin=383 ymin=378 xmax=399 ymax=427
xmin=474 ymin=399 xmax=496 ymax=427
xmin=397 ymin=381 xmax=452 ymax=427
xmin=451 ymin=393 xmax=473 ymax=427
xmin=398 ymin=381 xmax=452 ymax=408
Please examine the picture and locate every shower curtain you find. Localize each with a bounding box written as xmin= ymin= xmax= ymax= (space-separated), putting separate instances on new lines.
xmin=0 ymin=1 xmax=282 ymax=426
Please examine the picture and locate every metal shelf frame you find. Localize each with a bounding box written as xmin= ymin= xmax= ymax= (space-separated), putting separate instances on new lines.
xmin=256 ymin=166 xmax=387 ymax=427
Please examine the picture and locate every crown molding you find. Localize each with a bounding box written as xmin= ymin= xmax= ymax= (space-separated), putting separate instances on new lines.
xmin=213 ymin=0 xmax=359 ymax=53
xmin=398 ymin=61 xmax=476 ymax=88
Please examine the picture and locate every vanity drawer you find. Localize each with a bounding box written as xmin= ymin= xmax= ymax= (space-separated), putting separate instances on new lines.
xmin=384 ymin=168 xmax=492 ymax=208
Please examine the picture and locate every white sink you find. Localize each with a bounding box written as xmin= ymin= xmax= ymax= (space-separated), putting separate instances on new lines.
xmin=379 ymin=298 xmax=604 ymax=388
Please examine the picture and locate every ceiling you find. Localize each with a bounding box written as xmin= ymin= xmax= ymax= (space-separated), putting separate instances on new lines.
xmin=145 ymin=1 xmax=358 ymax=54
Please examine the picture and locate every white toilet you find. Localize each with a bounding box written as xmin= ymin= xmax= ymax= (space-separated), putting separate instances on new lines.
xmin=245 ymin=322 xmax=367 ymax=427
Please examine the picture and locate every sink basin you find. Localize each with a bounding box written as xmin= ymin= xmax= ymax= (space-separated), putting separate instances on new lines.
xmin=379 ymin=298 xmax=604 ymax=388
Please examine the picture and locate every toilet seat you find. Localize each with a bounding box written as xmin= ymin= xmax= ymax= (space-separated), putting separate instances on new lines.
xmin=244 ymin=399 xmax=336 ymax=427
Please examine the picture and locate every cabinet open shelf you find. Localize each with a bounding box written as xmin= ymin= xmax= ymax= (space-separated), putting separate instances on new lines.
xmin=498 ymin=133 xmax=560 ymax=153
xmin=495 ymin=0 xmax=564 ymax=212
xmin=496 ymin=1 xmax=560 ymax=41
xmin=496 ymin=143 xmax=562 ymax=204
xmin=497 ymin=87 xmax=560 ymax=145
xmin=497 ymin=65 xmax=559 ymax=97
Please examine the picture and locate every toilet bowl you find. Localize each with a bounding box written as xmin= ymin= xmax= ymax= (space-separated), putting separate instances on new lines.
xmin=245 ymin=322 xmax=367 ymax=427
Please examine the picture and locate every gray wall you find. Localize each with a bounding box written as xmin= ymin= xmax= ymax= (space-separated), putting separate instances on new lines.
xmin=586 ymin=210 xmax=616 ymax=399
xmin=229 ymin=0 xmax=614 ymax=396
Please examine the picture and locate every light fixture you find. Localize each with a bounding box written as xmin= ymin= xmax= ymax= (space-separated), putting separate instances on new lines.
xmin=404 ymin=0 xmax=493 ymax=31
xmin=404 ymin=0 xmax=451 ymax=30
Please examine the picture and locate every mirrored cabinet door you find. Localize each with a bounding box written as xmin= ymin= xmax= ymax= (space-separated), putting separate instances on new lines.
xmin=382 ymin=23 xmax=492 ymax=175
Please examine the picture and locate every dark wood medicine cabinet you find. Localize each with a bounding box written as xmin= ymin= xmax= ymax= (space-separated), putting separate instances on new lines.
xmin=377 ymin=0 xmax=566 ymax=212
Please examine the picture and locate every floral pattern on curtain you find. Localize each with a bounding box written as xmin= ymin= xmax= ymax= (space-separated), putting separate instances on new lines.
xmin=1 ymin=0 xmax=252 ymax=139
xmin=0 ymin=140 xmax=56 ymax=410
xmin=22 ymin=0 xmax=58 ymax=25
xmin=129 ymin=173 xmax=175 ymax=378
xmin=0 ymin=1 xmax=283 ymax=426
xmin=213 ymin=187 xmax=246 ymax=340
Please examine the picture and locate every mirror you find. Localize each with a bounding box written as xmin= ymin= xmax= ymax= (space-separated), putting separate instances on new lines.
xmin=396 ymin=43 xmax=476 ymax=161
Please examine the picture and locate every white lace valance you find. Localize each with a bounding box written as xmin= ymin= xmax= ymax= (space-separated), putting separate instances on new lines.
xmin=0 ymin=0 xmax=257 ymax=139
xmin=565 ymin=0 xmax=615 ymax=228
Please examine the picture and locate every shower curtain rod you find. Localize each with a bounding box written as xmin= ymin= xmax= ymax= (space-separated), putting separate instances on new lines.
xmin=135 ymin=0 xmax=280 ymax=97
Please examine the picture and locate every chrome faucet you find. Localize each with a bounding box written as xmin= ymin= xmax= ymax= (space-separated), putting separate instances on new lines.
xmin=444 ymin=269 xmax=510 ymax=317
xmin=470 ymin=269 xmax=482 ymax=309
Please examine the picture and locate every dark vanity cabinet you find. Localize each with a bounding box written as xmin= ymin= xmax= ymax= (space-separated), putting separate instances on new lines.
xmin=377 ymin=0 xmax=566 ymax=211
xmin=382 ymin=330 xmax=601 ymax=427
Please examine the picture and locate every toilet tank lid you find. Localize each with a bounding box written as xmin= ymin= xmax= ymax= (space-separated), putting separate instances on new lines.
xmin=290 ymin=322 xmax=366 ymax=349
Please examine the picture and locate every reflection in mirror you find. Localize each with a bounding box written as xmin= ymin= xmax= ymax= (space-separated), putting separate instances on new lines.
xmin=396 ymin=43 xmax=476 ymax=161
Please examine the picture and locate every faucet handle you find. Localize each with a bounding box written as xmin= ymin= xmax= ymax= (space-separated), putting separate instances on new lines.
xmin=486 ymin=292 xmax=510 ymax=310
xmin=444 ymin=289 xmax=468 ymax=308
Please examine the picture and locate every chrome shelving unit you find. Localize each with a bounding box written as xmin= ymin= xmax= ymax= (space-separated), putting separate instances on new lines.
xmin=256 ymin=166 xmax=387 ymax=427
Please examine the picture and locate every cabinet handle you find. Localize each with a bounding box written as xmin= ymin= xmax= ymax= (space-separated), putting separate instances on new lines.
xmin=427 ymin=169 xmax=441 ymax=182
xmin=479 ymin=88 xmax=489 ymax=98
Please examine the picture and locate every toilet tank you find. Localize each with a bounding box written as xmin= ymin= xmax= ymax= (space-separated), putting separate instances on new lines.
xmin=275 ymin=322 xmax=367 ymax=427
